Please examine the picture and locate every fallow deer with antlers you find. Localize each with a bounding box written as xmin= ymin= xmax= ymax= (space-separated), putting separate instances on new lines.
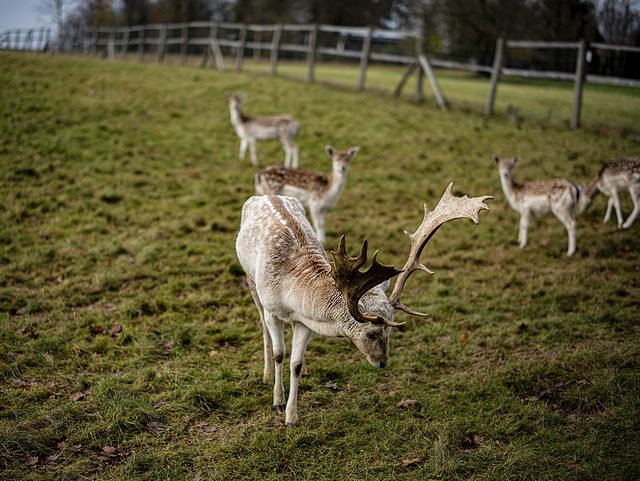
xmin=493 ymin=155 xmax=579 ymax=256
xmin=226 ymin=93 xmax=300 ymax=167
xmin=255 ymin=145 xmax=359 ymax=244
xmin=577 ymin=157 xmax=640 ymax=229
xmin=236 ymin=184 xmax=492 ymax=426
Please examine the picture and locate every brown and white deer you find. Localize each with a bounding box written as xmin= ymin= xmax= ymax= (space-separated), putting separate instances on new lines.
xmin=254 ymin=145 xmax=359 ymax=244
xmin=493 ymin=155 xmax=579 ymax=256
xmin=226 ymin=93 xmax=300 ymax=167
xmin=577 ymin=157 xmax=640 ymax=229
xmin=236 ymin=184 xmax=492 ymax=426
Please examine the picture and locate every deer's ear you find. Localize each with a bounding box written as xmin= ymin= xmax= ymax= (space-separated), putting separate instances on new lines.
xmin=325 ymin=145 xmax=335 ymax=158
xmin=348 ymin=146 xmax=359 ymax=159
xmin=492 ymin=154 xmax=500 ymax=165
xmin=225 ymin=92 xmax=232 ymax=99
xmin=512 ymin=156 xmax=520 ymax=166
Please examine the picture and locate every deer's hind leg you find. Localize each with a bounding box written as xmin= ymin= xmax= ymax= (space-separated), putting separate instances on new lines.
xmin=622 ymin=184 xmax=640 ymax=229
xmin=551 ymin=202 xmax=577 ymax=256
xmin=247 ymin=278 xmax=273 ymax=383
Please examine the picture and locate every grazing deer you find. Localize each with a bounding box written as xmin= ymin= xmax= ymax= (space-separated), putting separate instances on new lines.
xmin=225 ymin=93 xmax=300 ymax=168
xmin=493 ymin=155 xmax=579 ymax=256
xmin=254 ymin=145 xmax=359 ymax=245
xmin=577 ymin=157 xmax=640 ymax=229
xmin=236 ymin=184 xmax=492 ymax=426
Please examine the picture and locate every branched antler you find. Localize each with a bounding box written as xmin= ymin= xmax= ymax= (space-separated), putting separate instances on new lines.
xmin=388 ymin=183 xmax=493 ymax=316
xmin=330 ymin=236 xmax=403 ymax=326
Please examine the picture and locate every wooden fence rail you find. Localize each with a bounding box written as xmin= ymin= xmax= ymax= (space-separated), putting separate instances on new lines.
xmin=2 ymin=22 xmax=639 ymax=128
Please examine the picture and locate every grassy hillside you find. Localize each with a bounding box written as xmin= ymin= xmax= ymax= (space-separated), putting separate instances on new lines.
xmin=0 ymin=51 xmax=639 ymax=480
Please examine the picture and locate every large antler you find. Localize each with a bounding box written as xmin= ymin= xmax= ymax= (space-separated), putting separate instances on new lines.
xmin=388 ymin=182 xmax=493 ymax=316
xmin=330 ymin=236 xmax=403 ymax=327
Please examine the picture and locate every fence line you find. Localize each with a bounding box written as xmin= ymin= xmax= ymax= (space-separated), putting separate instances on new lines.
xmin=0 ymin=28 xmax=52 ymax=51
xmin=2 ymin=23 xmax=639 ymax=127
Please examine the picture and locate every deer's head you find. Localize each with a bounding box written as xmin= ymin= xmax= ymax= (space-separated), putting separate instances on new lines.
xmin=326 ymin=145 xmax=359 ymax=173
xmin=330 ymin=183 xmax=493 ymax=368
xmin=493 ymin=155 xmax=520 ymax=181
xmin=225 ymin=92 xmax=246 ymax=114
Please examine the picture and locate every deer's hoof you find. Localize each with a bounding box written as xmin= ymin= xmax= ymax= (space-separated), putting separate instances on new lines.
xmin=275 ymin=404 xmax=285 ymax=414
xmin=286 ymin=422 xmax=297 ymax=428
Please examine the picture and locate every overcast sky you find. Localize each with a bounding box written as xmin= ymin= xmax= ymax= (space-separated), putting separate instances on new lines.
xmin=0 ymin=0 xmax=52 ymax=33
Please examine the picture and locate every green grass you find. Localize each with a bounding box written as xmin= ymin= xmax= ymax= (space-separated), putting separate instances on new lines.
xmin=1 ymin=50 xmax=639 ymax=480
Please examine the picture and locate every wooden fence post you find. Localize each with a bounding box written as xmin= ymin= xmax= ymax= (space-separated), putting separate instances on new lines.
xmin=270 ymin=25 xmax=282 ymax=76
xmin=236 ymin=25 xmax=247 ymax=72
xmin=157 ymin=25 xmax=167 ymax=63
xmin=485 ymin=37 xmax=504 ymax=115
xmin=414 ymin=34 xmax=424 ymax=101
xmin=571 ymin=39 xmax=587 ymax=129
xmin=121 ymin=28 xmax=130 ymax=60
xmin=307 ymin=24 xmax=318 ymax=83
xmin=138 ymin=26 xmax=145 ymax=61
xmin=181 ymin=24 xmax=189 ymax=65
xmin=418 ymin=54 xmax=447 ymax=110
xmin=206 ymin=23 xmax=226 ymax=71
xmin=90 ymin=28 xmax=98 ymax=58
xmin=358 ymin=27 xmax=373 ymax=91
xmin=107 ymin=28 xmax=116 ymax=60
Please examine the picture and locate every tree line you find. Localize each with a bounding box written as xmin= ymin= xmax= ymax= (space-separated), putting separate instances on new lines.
xmin=42 ymin=0 xmax=640 ymax=63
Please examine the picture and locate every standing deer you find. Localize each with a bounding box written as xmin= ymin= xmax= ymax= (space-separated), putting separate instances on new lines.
xmin=493 ymin=155 xmax=579 ymax=256
xmin=236 ymin=184 xmax=492 ymax=426
xmin=226 ymin=93 xmax=300 ymax=168
xmin=577 ymin=157 xmax=640 ymax=229
xmin=254 ymin=145 xmax=359 ymax=245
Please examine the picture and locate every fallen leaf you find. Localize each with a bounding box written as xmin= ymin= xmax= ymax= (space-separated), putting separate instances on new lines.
xmin=91 ymin=325 xmax=103 ymax=334
xmin=460 ymin=333 xmax=468 ymax=342
xmin=102 ymin=446 xmax=118 ymax=456
xmin=70 ymin=392 xmax=85 ymax=401
xmin=60 ymin=474 xmax=77 ymax=481
xmin=148 ymin=421 xmax=165 ymax=434
xmin=469 ymin=290 xmax=479 ymax=298
xmin=400 ymin=457 xmax=423 ymax=467
xmin=208 ymin=350 xmax=219 ymax=356
xmin=26 ymin=455 xmax=39 ymax=466
xmin=324 ymin=382 xmax=338 ymax=390
xmin=107 ymin=325 xmax=122 ymax=338
xmin=537 ymin=389 xmax=551 ymax=400
xmin=195 ymin=421 xmax=217 ymax=432
xmin=221 ymin=342 xmax=237 ymax=351
xmin=396 ymin=399 xmax=419 ymax=409
xmin=519 ymin=323 xmax=528 ymax=331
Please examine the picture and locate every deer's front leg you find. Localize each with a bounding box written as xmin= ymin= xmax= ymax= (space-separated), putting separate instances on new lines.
xmin=518 ymin=209 xmax=530 ymax=249
xmin=609 ymin=190 xmax=624 ymax=228
xmin=264 ymin=311 xmax=286 ymax=413
xmin=238 ymin=139 xmax=248 ymax=161
xmin=286 ymin=322 xmax=314 ymax=427
xmin=248 ymin=139 xmax=259 ymax=167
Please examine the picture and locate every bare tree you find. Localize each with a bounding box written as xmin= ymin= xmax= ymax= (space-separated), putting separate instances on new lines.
xmin=598 ymin=0 xmax=640 ymax=43
xmin=39 ymin=0 xmax=75 ymax=46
